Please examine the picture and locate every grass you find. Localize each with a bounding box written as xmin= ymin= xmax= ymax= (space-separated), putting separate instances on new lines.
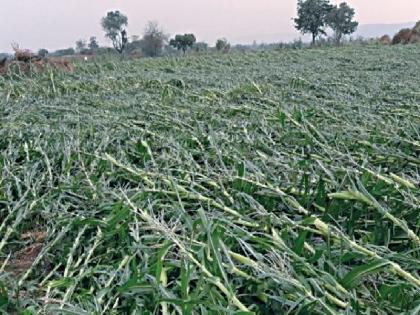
xmin=0 ymin=45 xmax=419 ymax=314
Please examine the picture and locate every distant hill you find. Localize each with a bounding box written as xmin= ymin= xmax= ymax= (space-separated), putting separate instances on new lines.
xmin=354 ymin=22 xmax=416 ymax=39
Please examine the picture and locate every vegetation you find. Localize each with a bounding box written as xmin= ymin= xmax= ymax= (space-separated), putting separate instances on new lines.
xmin=50 ymin=47 xmax=75 ymax=57
xmin=0 ymin=45 xmax=419 ymax=314
xmin=75 ymin=40 xmax=87 ymax=54
xmin=141 ymin=22 xmax=169 ymax=57
xmin=216 ymin=38 xmax=231 ymax=52
xmin=326 ymin=2 xmax=358 ymax=45
xmin=193 ymin=42 xmax=209 ymax=53
xmin=101 ymin=11 xmax=129 ymax=54
xmin=294 ymin=0 xmax=358 ymax=46
xmin=169 ymin=34 xmax=197 ymax=54
xmin=37 ymin=49 xmax=49 ymax=58
xmin=88 ymin=37 xmax=100 ymax=51
xmin=391 ymin=22 xmax=420 ymax=45
xmin=294 ymin=0 xmax=333 ymax=45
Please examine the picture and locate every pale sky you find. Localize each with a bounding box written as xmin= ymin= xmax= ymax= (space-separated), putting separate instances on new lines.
xmin=0 ymin=0 xmax=419 ymax=52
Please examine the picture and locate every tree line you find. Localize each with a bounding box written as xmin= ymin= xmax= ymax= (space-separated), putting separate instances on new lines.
xmin=40 ymin=0 xmax=358 ymax=58
xmin=98 ymin=0 xmax=357 ymax=56
xmin=99 ymin=11 xmax=232 ymax=57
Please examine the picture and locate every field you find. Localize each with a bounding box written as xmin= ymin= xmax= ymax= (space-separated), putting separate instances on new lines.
xmin=0 ymin=45 xmax=419 ymax=314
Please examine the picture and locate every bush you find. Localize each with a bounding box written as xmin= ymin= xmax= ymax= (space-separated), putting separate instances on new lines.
xmin=38 ymin=49 xmax=49 ymax=58
xmin=215 ymin=38 xmax=231 ymax=53
xmin=392 ymin=21 xmax=420 ymax=45
xmin=378 ymin=35 xmax=391 ymax=45
xmin=392 ymin=28 xmax=413 ymax=45
xmin=413 ymin=21 xmax=420 ymax=33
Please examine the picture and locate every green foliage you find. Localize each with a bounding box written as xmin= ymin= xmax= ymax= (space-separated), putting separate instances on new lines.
xmin=215 ymin=38 xmax=231 ymax=52
xmin=141 ymin=21 xmax=168 ymax=57
xmin=75 ymin=39 xmax=87 ymax=53
xmin=1 ymin=45 xmax=420 ymax=314
xmin=88 ymin=36 xmax=99 ymax=50
xmin=193 ymin=42 xmax=209 ymax=52
xmin=327 ymin=2 xmax=358 ymax=45
xmin=101 ymin=10 xmax=128 ymax=54
xmin=51 ymin=47 xmax=75 ymax=56
xmin=37 ymin=49 xmax=48 ymax=58
xmin=294 ymin=0 xmax=333 ymax=45
xmin=169 ymin=33 xmax=196 ymax=53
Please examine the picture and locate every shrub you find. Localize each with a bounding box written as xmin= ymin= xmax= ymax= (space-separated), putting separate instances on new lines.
xmin=392 ymin=21 xmax=420 ymax=45
xmin=392 ymin=28 xmax=413 ymax=45
xmin=379 ymin=35 xmax=391 ymax=45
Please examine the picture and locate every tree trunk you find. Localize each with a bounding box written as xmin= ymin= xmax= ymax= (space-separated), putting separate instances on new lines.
xmin=336 ymin=33 xmax=342 ymax=46
xmin=312 ymin=33 xmax=316 ymax=46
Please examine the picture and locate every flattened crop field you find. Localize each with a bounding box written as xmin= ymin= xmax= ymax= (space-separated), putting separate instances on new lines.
xmin=1 ymin=45 xmax=419 ymax=314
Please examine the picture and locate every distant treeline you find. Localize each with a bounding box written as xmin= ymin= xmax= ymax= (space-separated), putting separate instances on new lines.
xmin=1 ymin=1 xmax=418 ymax=59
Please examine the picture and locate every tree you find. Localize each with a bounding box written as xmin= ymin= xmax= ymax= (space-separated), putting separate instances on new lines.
xmin=88 ymin=37 xmax=100 ymax=50
xmin=38 ymin=49 xmax=49 ymax=58
xmin=193 ymin=42 xmax=208 ymax=52
xmin=326 ymin=2 xmax=358 ymax=45
xmin=101 ymin=11 xmax=128 ymax=54
xmin=141 ymin=21 xmax=168 ymax=57
xmin=131 ymin=35 xmax=140 ymax=42
xmin=52 ymin=48 xmax=75 ymax=57
xmin=215 ymin=38 xmax=231 ymax=52
xmin=169 ymin=34 xmax=196 ymax=54
xmin=75 ymin=39 xmax=87 ymax=53
xmin=294 ymin=0 xmax=332 ymax=45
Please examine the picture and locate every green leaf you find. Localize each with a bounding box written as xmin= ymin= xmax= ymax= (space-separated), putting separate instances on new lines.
xmin=237 ymin=161 xmax=245 ymax=178
xmin=278 ymin=111 xmax=286 ymax=127
xmin=293 ymin=230 xmax=307 ymax=255
xmin=155 ymin=241 xmax=172 ymax=285
xmin=107 ymin=203 xmax=131 ymax=228
xmin=342 ymin=259 xmax=390 ymax=289
xmin=328 ymin=190 xmax=373 ymax=206
xmin=0 ymin=281 xmax=8 ymax=308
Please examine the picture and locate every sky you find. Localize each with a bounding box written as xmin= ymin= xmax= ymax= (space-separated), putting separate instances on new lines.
xmin=0 ymin=0 xmax=419 ymax=52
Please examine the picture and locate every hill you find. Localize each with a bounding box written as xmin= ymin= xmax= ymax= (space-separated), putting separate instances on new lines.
xmin=354 ymin=22 xmax=416 ymax=38
xmin=1 ymin=46 xmax=419 ymax=314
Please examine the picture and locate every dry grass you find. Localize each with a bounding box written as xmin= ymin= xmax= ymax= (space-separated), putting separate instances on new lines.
xmin=0 ymin=45 xmax=75 ymax=76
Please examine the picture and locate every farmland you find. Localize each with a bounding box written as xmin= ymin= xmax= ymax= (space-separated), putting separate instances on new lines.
xmin=0 ymin=45 xmax=419 ymax=314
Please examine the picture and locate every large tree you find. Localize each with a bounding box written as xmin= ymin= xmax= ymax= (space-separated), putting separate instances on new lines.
xmin=294 ymin=0 xmax=332 ymax=45
xmin=215 ymin=38 xmax=231 ymax=52
xmin=141 ymin=21 xmax=168 ymax=57
xmin=169 ymin=34 xmax=196 ymax=54
xmin=327 ymin=2 xmax=358 ymax=45
xmin=101 ymin=11 xmax=128 ymax=54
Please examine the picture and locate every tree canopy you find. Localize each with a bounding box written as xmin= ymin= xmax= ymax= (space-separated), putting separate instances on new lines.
xmin=38 ymin=49 xmax=49 ymax=58
xmin=294 ymin=0 xmax=332 ymax=45
xmin=88 ymin=37 xmax=100 ymax=50
xmin=169 ymin=34 xmax=196 ymax=54
xmin=101 ymin=11 xmax=129 ymax=54
xmin=141 ymin=21 xmax=168 ymax=57
xmin=327 ymin=2 xmax=358 ymax=45
xmin=215 ymin=38 xmax=231 ymax=52
xmin=75 ymin=40 xmax=87 ymax=53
